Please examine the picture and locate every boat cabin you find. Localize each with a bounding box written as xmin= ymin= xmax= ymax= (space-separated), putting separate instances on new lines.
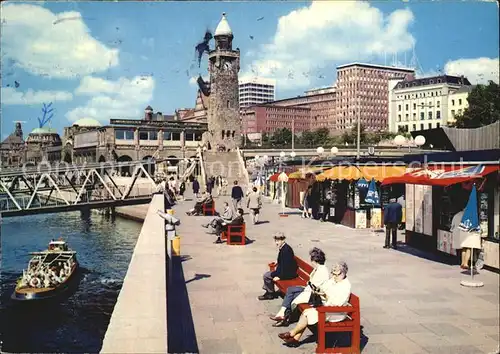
xmin=48 ymin=240 xmax=69 ymax=251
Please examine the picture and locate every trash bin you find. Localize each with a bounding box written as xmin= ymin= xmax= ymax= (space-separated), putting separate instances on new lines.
xmin=172 ymin=236 xmax=181 ymax=256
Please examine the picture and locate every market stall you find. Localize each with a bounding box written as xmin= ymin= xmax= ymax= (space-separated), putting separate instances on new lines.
xmin=314 ymin=165 xmax=406 ymax=228
xmin=382 ymin=163 xmax=500 ymax=270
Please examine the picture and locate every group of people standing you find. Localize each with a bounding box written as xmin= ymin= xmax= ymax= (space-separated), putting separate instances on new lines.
xmin=21 ymin=258 xmax=74 ymax=289
xmin=258 ymin=232 xmax=352 ymax=348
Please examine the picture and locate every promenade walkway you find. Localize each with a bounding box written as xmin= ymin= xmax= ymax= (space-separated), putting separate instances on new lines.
xmin=170 ymin=191 xmax=499 ymax=354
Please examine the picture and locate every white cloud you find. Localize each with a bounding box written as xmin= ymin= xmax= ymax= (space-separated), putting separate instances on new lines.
xmin=1 ymin=3 xmax=119 ymax=79
xmin=244 ymin=1 xmax=415 ymax=89
xmin=444 ymin=57 xmax=499 ymax=85
xmin=66 ymin=76 xmax=155 ymax=122
xmin=1 ymin=87 xmax=73 ymax=105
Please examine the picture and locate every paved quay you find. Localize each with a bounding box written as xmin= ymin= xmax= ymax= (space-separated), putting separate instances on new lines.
xmin=101 ymin=195 xmax=167 ymax=353
xmin=170 ymin=191 xmax=499 ymax=354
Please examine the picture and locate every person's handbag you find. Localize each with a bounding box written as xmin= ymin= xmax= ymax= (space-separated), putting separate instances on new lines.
xmin=308 ymin=282 xmax=323 ymax=307
xmin=309 ymin=292 xmax=323 ymax=307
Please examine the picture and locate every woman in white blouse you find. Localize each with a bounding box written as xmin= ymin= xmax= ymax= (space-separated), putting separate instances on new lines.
xmin=278 ymin=261 xmax=352 ymax=347
xmin=270 ymin=248 xmax=329 ymax=327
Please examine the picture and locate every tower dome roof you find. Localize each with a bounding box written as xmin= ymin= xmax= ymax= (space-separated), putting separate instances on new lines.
xmin=72 ymin=118 xmax=102 ymax=127
xmin=215 ymin=13 xmax=232 ymax=36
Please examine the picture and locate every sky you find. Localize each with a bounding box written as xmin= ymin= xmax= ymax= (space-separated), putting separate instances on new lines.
xmin=1 ymin=0 xmax=499 ymax=139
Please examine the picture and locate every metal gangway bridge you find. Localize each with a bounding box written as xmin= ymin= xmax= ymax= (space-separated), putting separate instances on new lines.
xmin=0 ymin=159 xmax=179 ymax=217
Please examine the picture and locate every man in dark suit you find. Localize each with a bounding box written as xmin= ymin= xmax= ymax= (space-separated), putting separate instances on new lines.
xmin=384 ymin=197 xmax=403 ymax=249
xmin=258 ymin=232 xmax=298 ymax=300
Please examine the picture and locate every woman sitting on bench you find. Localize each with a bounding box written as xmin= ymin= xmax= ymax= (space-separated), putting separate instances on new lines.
xmin=278 ymin=261 xmax=352 ymax=348
xmin=186 ymin=192 xmax=213 ymax=216
xmin=270 ymin=247 xmax=329 ymax=327
xmin=211 ymin=208 xmax=244 ymax=244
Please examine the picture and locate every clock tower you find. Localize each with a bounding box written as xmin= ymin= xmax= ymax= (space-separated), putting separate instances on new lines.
xmin=206 ymin=13 xmax=241 ymax=151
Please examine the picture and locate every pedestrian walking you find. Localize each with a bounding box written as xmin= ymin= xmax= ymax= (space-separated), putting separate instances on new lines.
xmin=231 ymin=180 xmax=244 ymax=212
xmin=179 ymin=179 xmax=186 ymax=199
xmin=383 ymin=197 xmax=402 ymax=249
xmin=247 ymin=186 xmax=262 ymax=224
xmin=192 ymin=178 xmax=200 ymax=197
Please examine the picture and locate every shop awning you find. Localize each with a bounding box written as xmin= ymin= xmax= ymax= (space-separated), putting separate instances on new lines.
xmin=316 ymin=165 xmax=406 ymax=182
xmin=287 ymin=166 xmax=329 ymax=179
xmin=381 ymin=164 xmax=499 ymax=186
xmin=269 ymin=172 xmax=289 ymax=182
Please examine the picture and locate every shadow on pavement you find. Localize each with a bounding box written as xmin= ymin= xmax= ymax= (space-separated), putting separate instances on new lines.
xmin=167 ymin=256 xmax=199 ymax=353
xmin=394 ymin=241 xmax=458 ymax=266
xmin=185 ymin=273 xmax=211 ymax=284
xmin=294 ymin=325 xmax=369 ymax=352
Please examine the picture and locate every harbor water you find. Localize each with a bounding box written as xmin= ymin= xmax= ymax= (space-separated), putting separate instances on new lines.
xmin=0 ymin=211 xmax=142 ymax=353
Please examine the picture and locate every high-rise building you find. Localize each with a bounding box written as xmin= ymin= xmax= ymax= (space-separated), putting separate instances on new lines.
xmin=335 ymin=63 xmax=415 ymax=134
xmin=239 ymin=77 xmax=276 ymax=109
xmin=388 ymin=75 xmax=471 ymax=133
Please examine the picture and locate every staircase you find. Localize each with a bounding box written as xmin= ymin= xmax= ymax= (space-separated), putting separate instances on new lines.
xmin=202 ymin=151 xmax=249 ymax=190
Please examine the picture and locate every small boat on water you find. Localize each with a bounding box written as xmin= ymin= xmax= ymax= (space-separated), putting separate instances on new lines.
xmin=12 ymin=239 xmax=79 ymax=301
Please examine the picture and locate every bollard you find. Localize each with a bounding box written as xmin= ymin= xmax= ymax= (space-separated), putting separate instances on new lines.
xmin=172 ymin=236 xmax=181 ymax=256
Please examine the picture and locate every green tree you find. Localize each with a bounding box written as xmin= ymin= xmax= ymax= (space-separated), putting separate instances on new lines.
xmin=452 ymin=81 xmax=500 ymax=128
xmin=269 ymin=128 xmax=293 ymax=148
xmin=300 ymin=128 xmax=331 ymax=148
xmin=342 ymin=123 xmax=367 ymax=144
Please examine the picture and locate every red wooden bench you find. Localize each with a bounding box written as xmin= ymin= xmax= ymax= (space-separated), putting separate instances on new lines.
xmin=221 ymin=223 xmax=246 ymax=245
xmin=202 ymin=200 xmax=216 ymax=216
xmin=269 ymin=257 xmax=361 ymax=354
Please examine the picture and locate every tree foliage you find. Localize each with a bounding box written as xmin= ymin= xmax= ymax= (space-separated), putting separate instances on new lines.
xmin=452 ymin=81 xmax=500 ymax=128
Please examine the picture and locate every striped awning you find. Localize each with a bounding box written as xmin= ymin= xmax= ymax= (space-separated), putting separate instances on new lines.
xmin=316 ymin=165 xmax=406 ymax=182
xmin=288 ymin=166 xmax=330 ymax=179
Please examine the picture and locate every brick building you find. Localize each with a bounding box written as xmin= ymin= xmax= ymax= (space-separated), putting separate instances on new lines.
xmin=335 ymin=63 xmax=415 ymax=134
xmin=241 ymin=104 xmax=311 ymax=135
xmin=241 ymin=86 xmax=336 ymax=135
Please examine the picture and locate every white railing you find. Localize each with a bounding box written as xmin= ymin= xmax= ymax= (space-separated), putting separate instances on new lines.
xmin=236 ymin=147 xmax=251 ymax=187
xmin=199 ymin=150 xmax=207 ymax=192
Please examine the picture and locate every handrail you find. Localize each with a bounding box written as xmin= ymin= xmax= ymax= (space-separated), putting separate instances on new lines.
xmin=198 ymin=150 xmax=207 ymax=192
xmin=236 ymin=147 xmax=250 ymax=188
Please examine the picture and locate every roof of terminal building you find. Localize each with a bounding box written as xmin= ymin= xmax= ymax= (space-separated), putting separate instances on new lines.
xmin=396 ymin=75 xmax=471 ymax=88
xmin=451 ymin=85 xmax=476 ymax=94
xmin=336 ymin=62 xmax=415 ymax=72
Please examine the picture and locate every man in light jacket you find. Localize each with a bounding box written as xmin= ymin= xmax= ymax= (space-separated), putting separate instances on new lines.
xmin=246 ymin=186 xmax=262 ymax=224
xmin=202 ymin=201 xmax=233 ymax=229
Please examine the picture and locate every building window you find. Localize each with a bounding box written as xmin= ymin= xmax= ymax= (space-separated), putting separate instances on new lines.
xmin=459 ymin=98 xmax=462 ymax=105
xmin=452 ymin=99 xmax=455 ymax=106
xmin=405 ymin=104 xmax=409 ymax=111
xmin=428 ymin=123 xmax=432 ymax=129
xmin=139 ymin=131 xmax=157 ymax=140
xmin=398 ymin=114 xmax=401 ymax=122
xmin=413 ymin=124 xmax=416 ymax=131
xmin=437 ymin=123 xmax=440 ymax=128
xmin=451 ymin=110 xmax=455 ymax=117
xmin=398 ymin=104 xmax=401 ymax=111
xmin=405 ymin=114 xmax=409 ymax=121
xmin=413 ymin=113 xmax=416 ymax=120
xmin=428 ymin=112 xmax=433 ymax=120
xmin=436 ymin=111 xmax=441 ymax=119
xmin=413 ymin=103 xmax=416 ymax=110
xmin=172 ymin=132 xmax=181 ymax=141
xmin=163 ymin=131 xmax=172 ymax=140
xmin=185 ymin=132 xmax=195 ymax=141
xmin=420 ymin=124 xmax=424 ymax=130
xmin=420 ymin=112 xmax=424 ymax=120
xmin=437 ymin=101 xmax=440 ymax=108
xmin=115 ymin=130 xmax=134 ymax=140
